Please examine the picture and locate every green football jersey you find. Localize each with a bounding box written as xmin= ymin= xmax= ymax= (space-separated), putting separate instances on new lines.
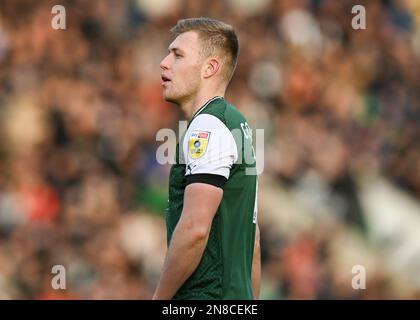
xmin=166 ymin=96 xmax=258 ymax=300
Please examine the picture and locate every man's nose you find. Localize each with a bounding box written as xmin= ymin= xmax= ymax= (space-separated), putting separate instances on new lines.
xmin=160 ymin=55 xmax=170 ymax=70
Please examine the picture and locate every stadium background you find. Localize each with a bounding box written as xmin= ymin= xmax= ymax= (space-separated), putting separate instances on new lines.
xmin=0 ymin=0 xmax=419 ymax=299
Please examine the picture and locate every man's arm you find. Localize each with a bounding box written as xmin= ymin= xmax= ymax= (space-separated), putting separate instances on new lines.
xmin=153 ymin=182 xmax=223 ymax=300
xmin=251 ymin=223 xmax=261 ymax=300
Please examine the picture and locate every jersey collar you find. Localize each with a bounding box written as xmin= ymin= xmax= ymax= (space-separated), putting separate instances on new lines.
xmin=190 ymin=96 xmax=223 ymax=122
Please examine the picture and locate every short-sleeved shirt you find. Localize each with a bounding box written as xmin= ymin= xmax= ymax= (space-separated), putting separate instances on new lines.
xmin=166 ymin=96 xmax=258 ymax=300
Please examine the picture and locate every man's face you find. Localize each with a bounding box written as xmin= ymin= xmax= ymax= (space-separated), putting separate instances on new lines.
xmin=160 ymin=31 xmax=203 ymax=104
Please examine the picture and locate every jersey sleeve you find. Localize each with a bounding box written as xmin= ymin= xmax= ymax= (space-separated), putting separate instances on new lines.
xmin=183 ymin=113 xmax=238 ymax=188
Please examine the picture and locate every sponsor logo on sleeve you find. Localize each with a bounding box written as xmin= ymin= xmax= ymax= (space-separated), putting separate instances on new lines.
xmin=188 ymin=130 xmax=210 ymax=159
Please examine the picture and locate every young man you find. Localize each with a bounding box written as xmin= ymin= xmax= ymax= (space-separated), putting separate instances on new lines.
xmin=153 ymin=17 xmax=260 ymax=300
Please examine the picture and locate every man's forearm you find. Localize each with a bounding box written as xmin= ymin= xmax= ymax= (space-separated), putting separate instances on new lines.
xmin=251 ymin=226 xmax=261 ymax=300
xmin=153 ymin=221 xmax=209 ymax=300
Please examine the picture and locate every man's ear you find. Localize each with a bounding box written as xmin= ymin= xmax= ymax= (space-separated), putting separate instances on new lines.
xmin=203 ymin=58 xmax=221 ymax=79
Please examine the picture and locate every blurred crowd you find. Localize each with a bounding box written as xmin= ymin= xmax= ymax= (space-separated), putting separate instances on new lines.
xmin=0 ymin=0 xmax=419 ymax=299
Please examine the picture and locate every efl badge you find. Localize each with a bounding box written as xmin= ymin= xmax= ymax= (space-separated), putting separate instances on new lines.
xmin=188 ymin=131 xmax=210 ymax=159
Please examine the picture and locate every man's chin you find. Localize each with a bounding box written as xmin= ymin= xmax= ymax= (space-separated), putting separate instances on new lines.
xmin=163 ymin=92 xmax=180 ymax=105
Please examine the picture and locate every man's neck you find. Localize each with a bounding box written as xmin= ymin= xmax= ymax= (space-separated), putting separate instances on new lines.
xmin=181 ymin=90 xmax=225 ymax=120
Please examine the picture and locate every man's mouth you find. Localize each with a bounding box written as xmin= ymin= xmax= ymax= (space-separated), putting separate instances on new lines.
xmin=161 ymin=75 xmax=171 ymax=85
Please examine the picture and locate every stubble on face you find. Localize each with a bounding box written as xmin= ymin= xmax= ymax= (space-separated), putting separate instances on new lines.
xmin=161 ymin=31 xmax=204 ymax=106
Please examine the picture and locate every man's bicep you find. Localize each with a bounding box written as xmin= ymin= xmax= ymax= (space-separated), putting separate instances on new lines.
xmin=180 ymin=183 xmax=223 ymax=235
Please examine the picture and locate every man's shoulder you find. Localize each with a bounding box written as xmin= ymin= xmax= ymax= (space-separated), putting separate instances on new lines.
xmin=199 ymin=98 xmax=247 ymax=129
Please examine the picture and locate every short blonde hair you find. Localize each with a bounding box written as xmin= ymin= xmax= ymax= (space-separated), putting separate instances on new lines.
xmin=171 ymin=17 xmax=239 ymax=83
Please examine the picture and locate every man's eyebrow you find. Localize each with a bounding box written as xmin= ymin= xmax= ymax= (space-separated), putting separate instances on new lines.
xmin=168 ymin=47 xmax=184 ymax=54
